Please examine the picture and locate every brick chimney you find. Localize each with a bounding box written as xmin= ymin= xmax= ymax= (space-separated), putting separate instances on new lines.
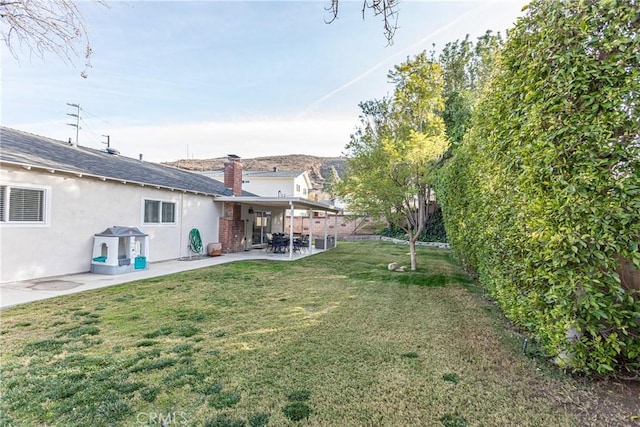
xmin=224 ymin=155 xmax=243 ymax=196
xmin=220 ymin=154 xmax=244 ymax=253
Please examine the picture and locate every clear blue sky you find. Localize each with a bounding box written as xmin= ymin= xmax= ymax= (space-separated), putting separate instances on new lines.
xmin=2 ymin=0 xmax=529 ymax=162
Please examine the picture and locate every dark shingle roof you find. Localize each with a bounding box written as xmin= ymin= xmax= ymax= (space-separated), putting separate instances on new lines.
xmin=0 ymin=127 xmax=255 ymax=196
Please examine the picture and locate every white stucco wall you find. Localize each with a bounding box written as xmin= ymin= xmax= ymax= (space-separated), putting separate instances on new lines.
xmin=205 ymin=173 xmax=311 ymax=199
xmin=0 ymin=166 xmax=221 ymax=283
xmin=292 ymin=174 xmax=311 ymax=198
xmin=180 ymin=194 xmax=222 ymax=258
xmin=242 ymin=177 xmax=294 ymax=198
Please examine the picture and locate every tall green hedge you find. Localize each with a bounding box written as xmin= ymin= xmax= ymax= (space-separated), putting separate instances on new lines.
xmin=438 ymin=0 xmax=640 ymax=375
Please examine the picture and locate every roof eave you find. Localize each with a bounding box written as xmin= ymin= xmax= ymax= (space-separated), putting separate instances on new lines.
xmin=0 ymin=160 xmax=221 ymax=197
xmin=214 ymin=195 xmax=340 ymax=213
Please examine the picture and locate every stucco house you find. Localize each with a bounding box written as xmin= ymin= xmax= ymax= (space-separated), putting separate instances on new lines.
xmin=0 ymin=127 xmax=339 ymax=283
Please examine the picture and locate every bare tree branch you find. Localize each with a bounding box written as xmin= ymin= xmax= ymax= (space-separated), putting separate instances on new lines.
xmin=325 ymin=0 xmax=400 ymax=44
xmin=324 ymin=0 xmax=339 ymax=24
xmin=0 ymin=0 xmax=105 ymax=78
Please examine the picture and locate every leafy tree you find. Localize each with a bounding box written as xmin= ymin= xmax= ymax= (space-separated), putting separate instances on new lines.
xmin=439 ymin=31 xmax=504 ymax=148
xmin=337 ymin=53 xmax=448 ymax=270
xmin=438 ymin=0 xmax=640 ymax=375
xmin=322 ymin=165 xmax=342 ymax=197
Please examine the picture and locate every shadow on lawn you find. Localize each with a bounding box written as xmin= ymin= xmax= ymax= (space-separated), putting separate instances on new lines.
xmin=349 ymin=270 xmax=474 ymax=287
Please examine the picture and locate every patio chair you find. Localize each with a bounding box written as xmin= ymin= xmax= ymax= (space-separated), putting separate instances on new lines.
xmin=272 ymin=235 xmax=288 ymax=253
xmin=266 ymin=233 xmax=274 ymax=252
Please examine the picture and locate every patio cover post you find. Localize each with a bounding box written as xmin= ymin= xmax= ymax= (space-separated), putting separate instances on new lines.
xmin=323 ymin=211 xmax=328 ymax=249
xmin=308 ymin=209 xmax=313 ymax=253
xmin=334 ymin=212 xmax=338 ymax=247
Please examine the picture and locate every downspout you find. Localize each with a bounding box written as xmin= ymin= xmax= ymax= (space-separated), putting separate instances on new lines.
xmin=289 ymin=201 xmax=295 ymax=259
xmin=178 ymin=193 xmax=185 ymax=258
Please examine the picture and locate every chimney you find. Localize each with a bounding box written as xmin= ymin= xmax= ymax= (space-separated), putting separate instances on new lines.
xmin=224 ymin=155 xmax=243 ymax=196
xmin=139 ymin=154 xmax=143 ymax=162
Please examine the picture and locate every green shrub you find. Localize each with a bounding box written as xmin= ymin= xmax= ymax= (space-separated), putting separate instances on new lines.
xmin=438 ymin=0 xmax=640 ymax=375
xmin=380 ymin=208 xmax=448 ymax=243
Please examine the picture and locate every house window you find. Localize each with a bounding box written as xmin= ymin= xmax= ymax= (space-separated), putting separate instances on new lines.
xmin=0 ymin=185 xmax=46 ymax=223
xmin=296 ymin=184 xmax=301 ymax=192
xmin=161 ymin=202 xmax=175 ymax=223
xmin=144 ymin=199 xmax=176 ymax=224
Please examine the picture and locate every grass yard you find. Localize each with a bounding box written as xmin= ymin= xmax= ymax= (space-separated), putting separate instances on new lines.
xmin=1 ymin=241 xmax=637 ymax=426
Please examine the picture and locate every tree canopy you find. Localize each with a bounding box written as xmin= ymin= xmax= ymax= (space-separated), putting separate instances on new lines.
xmin=337 ymin=53 xmax=448 ymax=270
xmin=439 ymin=31 xmax=504 ymax=148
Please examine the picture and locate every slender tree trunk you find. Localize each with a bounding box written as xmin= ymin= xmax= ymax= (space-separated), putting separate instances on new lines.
xmin=407 ymin=186 xmax=426 ymax=271
xmin=409 ymin=237 xmax=417 ymax=271
xmin=423 ymin=187 xmax=432 ymax=230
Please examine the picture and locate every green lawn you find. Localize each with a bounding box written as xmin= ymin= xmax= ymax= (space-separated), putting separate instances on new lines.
xmin=0 ymin=242 xmax=632 ymax=426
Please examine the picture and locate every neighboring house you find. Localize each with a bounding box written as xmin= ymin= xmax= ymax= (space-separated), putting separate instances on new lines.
xmin=0 ymin=128 xmax=339 ymax=283
xmin=201 ymin=169 xmax=315 ymax=228
xmin=204 ymin=169 xmax=376 ymax=239
xmin=201 ymin=169 xmax=312 ymax=199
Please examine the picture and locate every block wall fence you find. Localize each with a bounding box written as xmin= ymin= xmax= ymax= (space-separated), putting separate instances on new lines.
xmin=284 ymin=215 xmax=379 ymax=237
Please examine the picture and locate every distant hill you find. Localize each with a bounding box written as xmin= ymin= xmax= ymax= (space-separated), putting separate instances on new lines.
xmin=164 ymin=155 xmax=347 ymax=193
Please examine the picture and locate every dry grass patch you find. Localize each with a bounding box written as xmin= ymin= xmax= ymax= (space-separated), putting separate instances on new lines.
xmin=1 ymin=242 xmax=637 ymax=426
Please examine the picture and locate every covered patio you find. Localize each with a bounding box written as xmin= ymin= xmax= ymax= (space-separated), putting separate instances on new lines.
xmin=215 ymin=196 xmax=341 ymax=259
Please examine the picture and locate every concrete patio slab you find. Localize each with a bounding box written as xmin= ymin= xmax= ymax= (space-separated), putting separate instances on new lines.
xmin=1 ymin=248 xmax=322 ymax=310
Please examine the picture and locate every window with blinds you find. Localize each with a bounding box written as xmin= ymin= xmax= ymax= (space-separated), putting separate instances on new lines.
xmin=144 ymin=200 xmax=160 ymax=223
xmin=0 ymin=185 xmax=46 ymax=223
xmin=161 ymin=201 xmax=175 ymax=223
xmin=144 ymin=199 xmax=176 ymax=224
